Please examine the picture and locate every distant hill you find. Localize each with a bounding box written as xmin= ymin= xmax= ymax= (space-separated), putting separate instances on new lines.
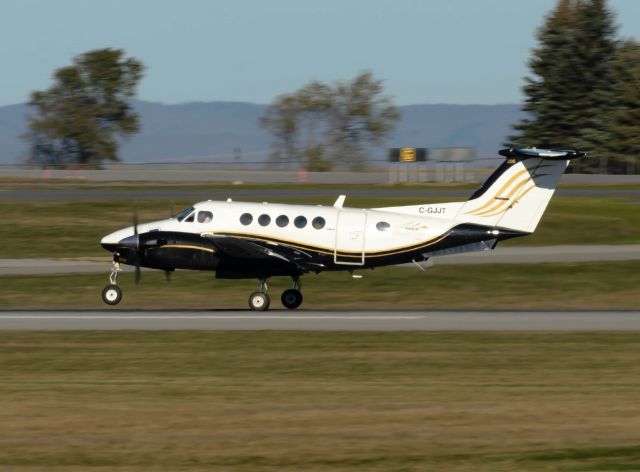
xmin=0 ymin=103 xmax=30 ymax=162
xmin=0 ymin=100 xmax=524 ymax=165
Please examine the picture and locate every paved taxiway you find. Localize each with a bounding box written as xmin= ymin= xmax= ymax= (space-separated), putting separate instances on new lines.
xmin=4 ymin=165 xmax=640 ymax=185
xmin=1 ymin=310 xmax=639 ymax=330
xmin=3 ymin=186 xmax=640 ymax=202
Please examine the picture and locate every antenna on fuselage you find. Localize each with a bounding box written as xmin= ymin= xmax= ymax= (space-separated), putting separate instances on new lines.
xmin=333 ymin=195 xmax=346 ymax=208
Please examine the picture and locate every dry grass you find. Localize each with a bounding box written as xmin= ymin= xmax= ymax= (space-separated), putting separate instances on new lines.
xmin=2 ymin=261 xmax=639 ymax=310
xmin=1 ymin=331 xmax=640 ymax=471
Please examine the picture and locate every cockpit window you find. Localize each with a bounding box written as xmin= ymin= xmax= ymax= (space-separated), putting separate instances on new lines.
xmin=197 ymin=211 xmax=213 ymax=223
xmin=185 ymin=213 xmax=195 ymax=223
xmin=176 ymin=207 xmax=195 ymax=222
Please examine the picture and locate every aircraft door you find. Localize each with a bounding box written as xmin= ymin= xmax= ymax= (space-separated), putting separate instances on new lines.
xmin=334 ymin=210 xmax=367 ymax=265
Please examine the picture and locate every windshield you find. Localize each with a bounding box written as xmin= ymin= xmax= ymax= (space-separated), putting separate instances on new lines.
xmin=176 ymin=206 xmax=195 ymax=222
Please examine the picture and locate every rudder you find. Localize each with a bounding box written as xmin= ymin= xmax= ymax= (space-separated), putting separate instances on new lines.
xmin=457 ymin=148 xmax=585 ymax=233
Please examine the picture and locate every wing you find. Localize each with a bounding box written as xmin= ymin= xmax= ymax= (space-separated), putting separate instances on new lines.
xmin=203 ymin=234 xmax=324 ymax=272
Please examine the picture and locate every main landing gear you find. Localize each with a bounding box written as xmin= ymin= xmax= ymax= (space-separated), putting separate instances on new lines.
xmin=248 ymin=276 xmax=303 ymax=311
xmin=102 ymin=258 xmax=123 ymax=306
xmin=248 ymin=278 xmax=270 ymax=311
xmin=281 ymin=276 xmax=303 ymax=310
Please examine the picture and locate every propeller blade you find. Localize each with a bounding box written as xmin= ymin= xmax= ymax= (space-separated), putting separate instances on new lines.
xmin=170 ymin=200 xmax=176 ymax=218
xmin=133 ymin=206 xmax=141 ymax=284
xmin=135 ymin=262 xmax=141 ymax=285
xmin=133 ymin=206 xmax=139 ymax=236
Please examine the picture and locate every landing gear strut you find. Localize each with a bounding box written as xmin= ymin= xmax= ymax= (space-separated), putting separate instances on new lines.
xmin=102 ymin=258 xmax=123 ymax=305
xmin=281 ymin=276 xmax=303 ymax=310
xmin=248 ymin=278 xmax=270 ymax=311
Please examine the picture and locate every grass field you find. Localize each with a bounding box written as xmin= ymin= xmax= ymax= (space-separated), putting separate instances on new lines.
xmin=2 ymin=331 xmax=640 ymax=471
xmin=1 ymin=195 xmax=639 ymax=259
xmin=2 ymin=261 xmax=639 ymax=309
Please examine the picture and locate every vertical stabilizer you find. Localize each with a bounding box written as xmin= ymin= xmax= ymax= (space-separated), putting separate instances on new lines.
xmin=457 ymin=149 xmax=585 ymax=233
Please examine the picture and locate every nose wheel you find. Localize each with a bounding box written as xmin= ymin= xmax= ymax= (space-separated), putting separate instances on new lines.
xmin=102 ymin=258 xmax=123 ymax=306
xmin=102 ymin=284 xmax=123 ymax=305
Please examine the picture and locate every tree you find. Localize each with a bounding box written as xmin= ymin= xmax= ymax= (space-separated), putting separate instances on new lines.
xmin=259 ymin=94 xmax=300 ymax=168
xmin=26 ymin=48 xmax=144 ymax=167
xmin=570 ymin=0 xmax=618 ymax=172
xmin=260 ymin=72 xmax=399 ymax=171
xmin=328 ymin=72 xmax=400 ymax=169
xmin=511 ymin=0 xmax=580 ymax=149
xmin=608 ymin=40 xmax=640 ymax=174
xmin=510 ymin=0 xmax=618 ymax=173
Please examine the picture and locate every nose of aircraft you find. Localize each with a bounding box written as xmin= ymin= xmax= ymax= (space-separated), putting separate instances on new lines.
xmin=101 ymin=227 xmax=134 ymax=251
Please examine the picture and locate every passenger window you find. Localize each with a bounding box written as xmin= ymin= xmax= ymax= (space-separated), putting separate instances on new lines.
xmin=376 ymin=221 xmax=391 ymax=231
xmin=294 ymin=216 xmax=307 ymax=228
xmin=240 ymin=213 xmax=253 ymax=225
xmin=258 ymin=214 xmax=271 ymax=226
xmin=312 ymin=217 xmax=325 ymax=229
xmin=276 ymin=215 xmax=289 ymax=227
xmin=198 ymin=211 xmax=213 ymax=223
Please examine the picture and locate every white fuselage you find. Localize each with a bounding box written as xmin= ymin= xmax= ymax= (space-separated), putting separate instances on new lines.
xmin=102 ymin=200 xmax=458 ymax=263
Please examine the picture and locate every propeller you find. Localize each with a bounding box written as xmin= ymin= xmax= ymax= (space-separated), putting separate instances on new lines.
xmin=133 ymin=207 xmax=141 ymax=285
xmin=169 ymin=200 xmax=176 ymax=218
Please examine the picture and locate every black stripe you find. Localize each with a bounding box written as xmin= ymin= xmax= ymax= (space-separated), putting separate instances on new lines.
xmin=468 ymin=160 xmax=515 ymax=200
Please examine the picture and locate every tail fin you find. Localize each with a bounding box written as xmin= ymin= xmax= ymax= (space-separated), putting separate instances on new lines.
xmin=457 ymin=148 xmax=586 ymax=233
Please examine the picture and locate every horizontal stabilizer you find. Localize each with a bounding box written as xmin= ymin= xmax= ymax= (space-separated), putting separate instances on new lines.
xmin=499 ymin=148 xmax=586 ymax=160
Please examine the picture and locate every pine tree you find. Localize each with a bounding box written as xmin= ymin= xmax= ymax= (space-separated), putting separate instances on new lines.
xmin=511 ymin=0 xmax=618 ymax=173
xmin=608 ymin=40 xmax=640 ymax=174
xmin=570 ymin=0 xmax=617 ymax=172
xmin=511 ymin=0 xmax=581 ymax=149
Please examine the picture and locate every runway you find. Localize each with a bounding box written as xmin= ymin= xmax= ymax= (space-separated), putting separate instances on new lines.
xmin=1 ymin=310 xmax=639 ymax=330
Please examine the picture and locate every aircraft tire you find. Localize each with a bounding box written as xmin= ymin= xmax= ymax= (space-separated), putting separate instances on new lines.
xmin=102 ymin=284 xmax=122 ymax=305
xmin=281 ymin=289 xmax=303 ymax=310
xmin=249 ymin=291 xmax=270 ymax=311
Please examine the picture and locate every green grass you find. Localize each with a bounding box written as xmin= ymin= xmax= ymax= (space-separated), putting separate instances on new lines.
xmin=1 ymin=261 xmax=639 ymax=309
xmin=2 ymin=331 xmax=640 ymax=471
xmin=506 ymin=196 xmax=640 ymax=246
xmin=0 ymin=178 xmax=478 ymax=191
xmin=1 ymin=195 xmax=639 ymax=258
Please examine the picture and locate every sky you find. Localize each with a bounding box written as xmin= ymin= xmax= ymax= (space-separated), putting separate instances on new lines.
xmin=2 ymin=0 xmax=640 ymax=107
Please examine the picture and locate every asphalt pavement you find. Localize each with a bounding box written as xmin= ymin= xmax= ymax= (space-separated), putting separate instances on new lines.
xmin=2 ymin=186 xmax=640 ymax=201
xmin=0 ymin=310 xmax=638 ymax=330
xmin=4 ymin=165 xmax=640 ymax=184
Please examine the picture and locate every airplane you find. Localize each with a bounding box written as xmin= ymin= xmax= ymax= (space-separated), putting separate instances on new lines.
xmin=100 ymin=147 xmax=585 ymax=310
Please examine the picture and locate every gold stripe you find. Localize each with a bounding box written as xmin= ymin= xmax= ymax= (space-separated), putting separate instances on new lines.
xmin=465 ymin=168 xmax=529 ymax=215
xmin=368 ymin=233 xmax=448 ymax=257
xmin=158 ymin=244 xmax=216 ymax=253
xmin=471 ymin=176 xmax=532 ymax=217
xmin=479 ymin=184 xmax=536 ymax=217
xmin=213 ymin=231 xmax=448 ymax=258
